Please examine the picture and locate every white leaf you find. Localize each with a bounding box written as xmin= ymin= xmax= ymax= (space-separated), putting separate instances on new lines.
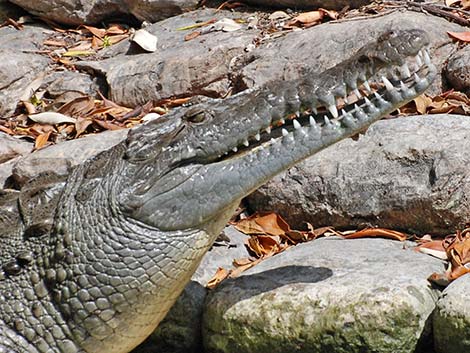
xmin=214 ymin=18 xmax=242 ymax=32
xmin=131 ymin=29 xmax=158 ymax=52
xmin=29 ymin=112 xmax=76 ymax=124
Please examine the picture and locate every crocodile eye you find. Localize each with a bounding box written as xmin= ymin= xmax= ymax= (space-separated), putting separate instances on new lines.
xmin=185 ymin=111 xmax=206 ymax=124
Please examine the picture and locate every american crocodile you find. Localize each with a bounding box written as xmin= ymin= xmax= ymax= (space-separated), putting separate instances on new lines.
xmin=0 ymin=29 xmax=436 ymax=352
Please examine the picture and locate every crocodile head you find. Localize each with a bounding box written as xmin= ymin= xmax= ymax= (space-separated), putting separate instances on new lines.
xmin=121 ymin=29 xmax=436 ymax=234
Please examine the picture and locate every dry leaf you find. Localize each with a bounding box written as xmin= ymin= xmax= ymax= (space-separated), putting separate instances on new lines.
xmin=413 ymin=95 xmax=433 ymax=114
xmin=131 ymin=29 xmax=158 ymax=52
xmin=34 ymin=130 xmax=52 ymax=150
xmin=415 ymin=240 xmax=447 ymax=260
xmin=82 ymin=25 xmax=106 ymax=38
xmin=235 ymin=212 xmax=291 ymax=236
xmin=206 ymin=267 xmax=230 ymax=289
xmin=448 ymin=31 xmax=470 ymax=42
xmin=344 ymin=228 xmax=407 ymax=241
xmin=291 ymin=10 xmax=323 ymax=25
xmin=29 ymin=112 xmax=76 ymax=125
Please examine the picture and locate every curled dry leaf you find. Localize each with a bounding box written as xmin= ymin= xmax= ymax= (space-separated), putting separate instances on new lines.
xmin=235 ymin=212 xmax=290 ymax=236
xmin=29 ymin=112 xmax=76 ymax=125
xmin=415 ymin=240 xmax=447 ymax=260
xmin=206 ymin=267 xmax=230 ymax=289
xmin=131 ymin=29 xmax=158 ymax=52
xmin=344 ymin=228 xmax=407 ymax=241
xmin=447 ymin=31 xmax=470 ymax=42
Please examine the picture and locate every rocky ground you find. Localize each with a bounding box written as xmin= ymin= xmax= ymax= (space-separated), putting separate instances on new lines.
xmin=2 ymin=0 xmax=470 ymax=352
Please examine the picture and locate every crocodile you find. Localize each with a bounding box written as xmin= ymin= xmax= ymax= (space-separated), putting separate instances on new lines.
xmin=0 ymin=29 xmax=436 ymax=353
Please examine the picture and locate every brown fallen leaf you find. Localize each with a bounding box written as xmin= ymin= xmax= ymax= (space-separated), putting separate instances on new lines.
xmin=448 ymin=31 xmax=470 ymax=42
xmin=34 ymin=130 xmax=52 ymax=150
xmin=206 ymin=267 xmax=230 ymax=289
xmin=344 ymin=228 xmax=407 ymax=241
xmin=415 ymin=240 xmax=447 ymax=260
xmin=184 ymin=31 xmax=201 ymax=41
xmin=246 ymin=235 xmax=281 ymax=257
xmin=235 ymin=212 xmax=291 ymax=236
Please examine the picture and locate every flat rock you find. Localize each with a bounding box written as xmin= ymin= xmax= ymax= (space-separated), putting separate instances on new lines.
xmin=9 ymin=129 xmax=128 ymax=188
xmin=433 ymin=274 xmax=470 ymax=353
xmin=204 ymin=237 xmax=444 ymax=353
xmin=9 ymin=0 xmax=198 ymax=25
xmin=247 ymin=115 xmax=470 ymax=235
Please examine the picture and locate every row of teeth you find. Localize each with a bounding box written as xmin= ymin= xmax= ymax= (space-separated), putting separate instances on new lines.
xmin=225 ymin=48 xmax=431 ymax=154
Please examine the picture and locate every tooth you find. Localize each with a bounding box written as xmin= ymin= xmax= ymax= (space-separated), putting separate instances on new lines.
xmin=414 ymin=73 xmax=420 ymax=83
xmin=341 ymin=109 xmax=347 ymax=116
xmin=270 ymin=138 xmax=276 ymax=144
xmin=295 ymin=111 xmax=300 ymax=117
xmin=265 ymin=126 xmax=271 ymax=134
xmin=243 ymin=140 xmax=249 ymax=147
xmin=312 ymin=106 xmax=318 ymax=115
xmin=354 ymin=88 xmax=361 ymax=98
xmin=255 ymin=133 xmax=261 ymax=141
xmin=280 ymin=119 xmax=285 ymax=125
xmin=363 ymin=80 xmax=371 ymax=92
xmin=364 ymin=97 xmax=372 ymax=106
xmin=400 ymin=63 xmax=411 ymax=78
xmin=328 ymin=105 xmax=339 ymax=119
xmin=293 ymin=119 xmax=301 ymax=129
xmin=416 ymin=54 xmax=423 ymax=67
xmin=324 ymin=116 xmax=331 ymax=125
xmin=382 ymin=76 xmax=394 ymax=91
xmin=282 ymin=128 xmax=288 ymax=136
xmin=423 ymin=49 xmax=431 ymax=65
xmin=309 ymin=116 xmax=315 ymax=126
xmin=400 ymin=81 xmax=407 ymax=91
xmin=232 ymin=147 xmax=238 ymax=152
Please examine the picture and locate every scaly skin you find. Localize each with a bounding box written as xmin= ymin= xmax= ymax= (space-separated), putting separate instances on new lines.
xmin=0 ymin=30 xmax=436 ymax=352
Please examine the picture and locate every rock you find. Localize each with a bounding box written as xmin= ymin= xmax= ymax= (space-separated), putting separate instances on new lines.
xmin=434 ymin=274 xmax=470 ymax=353
xmin=136 ymin=227 xmax=251 ymax=353
xmin=203 ymin=237 xmax=444 ymax=353
xmin=445 ymin=46 xmax=470 ymax=94
xmin=247 ymin=115 xmax=470 ymax=235
xmin=0 ymin=25 xmax=51 ymax=117
xmin=0 ymin=134 xmax=33 ymax=188
xmin=237 ymin=11 xmax=461 ymax=96
xmin=77 ymin=8 xmax=258 ymax=108
xmin=243 ymin=0 xmax=371 ymax=10
xmin=78 ymin=10 xmax=461 ymax=109
xmin=8 ymin=0 xmax=198 ymax=25
xmin=10 ymin=129 xmax=128 ymax=188
xmin=0 ymin=134 xmax=33 ymax=164
xmin=44 ymin=71 xmax=104 ymax=99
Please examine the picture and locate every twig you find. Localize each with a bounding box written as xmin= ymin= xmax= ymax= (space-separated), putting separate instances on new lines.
xmin=384 ymin=1 xmax=470 ymax=27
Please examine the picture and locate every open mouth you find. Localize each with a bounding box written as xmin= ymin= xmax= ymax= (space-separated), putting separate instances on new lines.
xmin=218 ymin=47 xmax=435 ymax=161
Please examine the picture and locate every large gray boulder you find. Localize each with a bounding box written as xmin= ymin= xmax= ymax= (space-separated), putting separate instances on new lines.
xmin=0 ymin=25 xmax=51 ymax=117
xmin=433 ymin=274 xmax=470 ymax=353
xmin=203 ymin=237 xmax=444 ymax=353
xmin=8 ymin=0 xmax=198 ymax=25
xmin=78 ymin=10 xmax=462 ymax=109
xmin=247 ymin=115 xmax=470 ymax=235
